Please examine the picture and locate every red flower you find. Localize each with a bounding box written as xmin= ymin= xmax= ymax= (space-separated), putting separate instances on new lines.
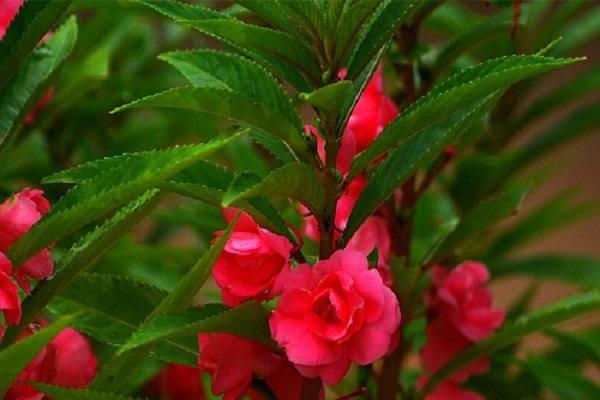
xmin=0 ymin=189 xmax=54 ymax=293
xmin=270 ymin=250 xmax=400 ymax=384
xmin=0 ymin=0 xmax=23 ymax=39
xmin=0 ymin=252 xmax=21 ymax=331
xmin=422 ymin=380 xmax=484 ymax=400
xmin=6 ymin=327 xmax=97 ymax=399
xmin=146 ymin=364 xmax=205 ymax=400
xmin=198 ymin=333 xmax=317 ymax=400
xmin=213 ymin=209 xmax=293 ymax=307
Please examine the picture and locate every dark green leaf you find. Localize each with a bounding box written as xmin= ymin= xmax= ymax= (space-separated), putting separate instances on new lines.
xmin=523 ymin=357 xmax=600 ymax=399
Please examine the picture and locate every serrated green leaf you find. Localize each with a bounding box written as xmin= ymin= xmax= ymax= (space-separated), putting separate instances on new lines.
xmin=420 ymin=289 xmax=600 ymax=397
xmin=33 ymin=383 xmax=140 ymax=400
xmin=135 ymin=0 xmax=224 ymax=20
xmin=0 ymin=16 xmax=77 ymax=148
xmin=249 ymin=128 xmax=297 ymax=164
xmin=9 ymin=133 xmax=241 ymax=267
xmin=159 ymin=49 xmax=302 ymax=133
xmin=342 ymin=95 xmax=496 ymax=245
xmin=334 ymin=0 xmax=380 ymax=66
xmin=113 ymin=87 xmax=306 ymax=154
xmin=0 ymin=0 xmax=73 ymax=90
xmin=233 ymin=0 xmax=303 ymax=39
xmin=435 ymin=183 xmax=530 ymax=258
xmin=1 ymin=191 xmax=161 ymax=346
xmin=491 ymin=255 xmax=600 ymax=286
xmin=0 ymin=314 xmax=75 ymax=397
xmin=350 ymin=55 xmax=582 ymax=178
xmin=119 ymin=302 xmax=273 ymax=353
xmin=222 ymin=162 xmax=324 ymax=216
xmin=346 ymin=0 xmax=420 ymax=79
xmin=300 ymin=80 xmax=353 ymax=113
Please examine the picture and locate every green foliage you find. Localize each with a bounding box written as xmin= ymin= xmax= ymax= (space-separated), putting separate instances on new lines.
xmin=33 ymin=384 xmax=141 ymax=400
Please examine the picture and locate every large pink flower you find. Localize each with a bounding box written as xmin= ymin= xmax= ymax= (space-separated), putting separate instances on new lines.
xmin=6 ymin=327 xmax=97 ymax=399
xmin=431 ymin=262 xmax=505 ymax=341
xmin=0 ymin=189 xmax=54 ymax=293
xmin=270 ymin=249 xmax=400 ymax=384
xmin=0 ymin=252 xmax=21 ymax=330
xmin=198 ymin=333 xmax=317 ymax=400
xmin=0 ymin=0 xmax=23 ymax=39
xmin=146 ymin=364 xmax=205 ymax=400
xmin=213 ymin=209 xmax=293 ymax=307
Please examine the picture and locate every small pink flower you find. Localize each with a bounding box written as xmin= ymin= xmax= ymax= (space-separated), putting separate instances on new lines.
xmin=431 ymin=262 xmax=505 ymax=341
xmin=0 ymin=0 xmax=23 ymax=39
xmin=421 ymin=380 xmax=484 ymax=400
xmin=213 ymin=209 xmax=293 ymax=307
xmin=270 ymin=249 xmax=401 ymax=384
xmin=146 ymin=364 xmax=205 ymax=400
xmin=6 ymin=327 xmax=97 ymax=399
xmin=0 ymin=252 xmax=21 ymax=327
xmin=0 ymin=188 xmax=54 ymax=293
xmin=198 ymin=333 xmax=317 ymax=400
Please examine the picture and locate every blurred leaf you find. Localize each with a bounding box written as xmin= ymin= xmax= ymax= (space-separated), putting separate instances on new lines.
xmin=0 ymin=315 xmax=74 ymax=397
xmin=33 ymin=384 xmax=140 ymax=400
xmin=549 ymin=6 xmax=600 ymax=56
xmin=435 ymin=183 xmax=530 ymax=258
xmin=0 ymin=16 xmax=77 ymax=150
xmin=546 ymin=329 xmax=600 ymax=366
xmin=3 ymin=191 xmax=161 ymax=345
xmin=421 ymin=289 xmax=600 ymax=396
xmin=222 ymin=163 xmax=324 ymax=216
xmin=523 ymin=357 xmax=600 ymax=399
xmin=10 ymin=134 xmax=241 ymax=266
xmin=350 ymin=55 xmax=582 ymax=178
xmin=343 ymin=94 xmax=496 ymax=245
xmin=119 ymin=302 xmax=272 ymax=354
xmin=0 ymin=0 xmax=73 ymax=90
xmin=491 ymin=255 xmax=600 ymax=286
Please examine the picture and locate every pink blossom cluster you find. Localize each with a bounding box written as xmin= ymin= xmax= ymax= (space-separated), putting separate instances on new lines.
xmin=419 ymin=262 xmax=505 ymax=399
xmin=0 ymin=188 xmax=98 ymax=398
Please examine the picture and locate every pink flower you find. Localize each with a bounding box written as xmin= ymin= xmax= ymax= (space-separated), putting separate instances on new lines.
xmin=0 ymin=0 xmax=23 ymax=39
xmin=213 ymin=209 xmax=293 ymax=307
xmin=422 ymin=380 xmax=484 ymax=400
xmin=419 ymin=317 xmax=489 ymax=383
xmin=345 ymin=66 xmax=399 ymax=155
xmin=146 ymin=364 xmax=205 ymax=400
xmin=6 ymin=327 xmax=97 ymax=399
xmin=0 ymin=252 xmax=21 ymax=328
xmin=0 ymin=189 xmax=54 ymax=293
xmin=269 ymin=249 xmax=401 ymax=384
xmin=198 ymin=333 xmax=317 ymax=400
xmin=431 ymin=262 xmax=505 ymax=341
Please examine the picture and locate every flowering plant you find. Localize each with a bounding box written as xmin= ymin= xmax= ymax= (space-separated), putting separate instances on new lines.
xmin=0 ymin=0 xmax=599 ymax=399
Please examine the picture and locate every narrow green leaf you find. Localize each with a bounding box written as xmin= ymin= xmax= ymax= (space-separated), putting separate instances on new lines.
xmin=0 ymin=16 xmax=77 ymax=146
xmin=342 ymin=95 xmax=496 ymax=244
xmin=0 ymin=315 xmax=75 ymax=397
xmin=491 ymin=255 xmax=600 ymax=286
xmin=222 ymin=163 xmax=324 ymax=216
xmin=334 ymin=0 xmax=380 ymax=66
xmin=33 ymin=384 xmax=140 ymax=400
xmin=159 ymin=49 xmax=302 ymax=134
xmin=350 ymin=55 xmax=582 ymax=178
xmin=549 ymin=7 xmax=600 ymax=56
xmin=0 ymin=0 xmax=73 ymax=90
xmin=2 ymin=191 xmax=161 ymax=346
xmin=435 ymin=183 xmax=530 ymax=257
xmin=233 ymin=0 xmax=303 ymax=39
xmin=421 ymin=289 xmax=600 ymax=396
xmin=522 ymin=357 xmax=600 ymax=399
xmin=300 ymin=80 xmax=353 ymax=113
xmin=346 ymin=0 xmax=420 ymax=79
xmin=135 ymin=0 xmax=224 ymax=20
xmin=9 ymin=133 xmax=241 ymax=266
xmin=119 ymin=302 xmax=273 ymax=353
xmin=113 ymin=87 xmax=306 ymax=154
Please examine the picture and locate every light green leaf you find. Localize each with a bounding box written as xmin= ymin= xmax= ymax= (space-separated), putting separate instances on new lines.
xmin=0 ymin=0 xmax=73 ymax=90
xmin=435 ymin=183 xmax=530 ymax=258
xmin=342 ymin=95 xmax=496 ymax=245
xmin=33 ymin=384 xmax=141 ymax=400
xmin=350 ymin=55 xmax=582 ymax=178
xmin=0 ymin=16 xmax=77 ymax=149
xmin=9 ymin=133 xmax=240 ymax=267
xmin=0 ymin=315 xmax=75 ymax=397
xmin=222 ymin=163 xmax=324 ymax=216
xmin=491 ymin=255 xmax=600 ymax=286
xmin=159 ymin=49 xmax=302 ymax=133
xmin=300 ymin=80 xmax=353 ymax=113
xmin=420 ymin=289 xmax=600 ymax=396
xmin=2 ymin=191 xmax=161 ymax=346
xmin=119 ymin=302 xmax=273 ymax=354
